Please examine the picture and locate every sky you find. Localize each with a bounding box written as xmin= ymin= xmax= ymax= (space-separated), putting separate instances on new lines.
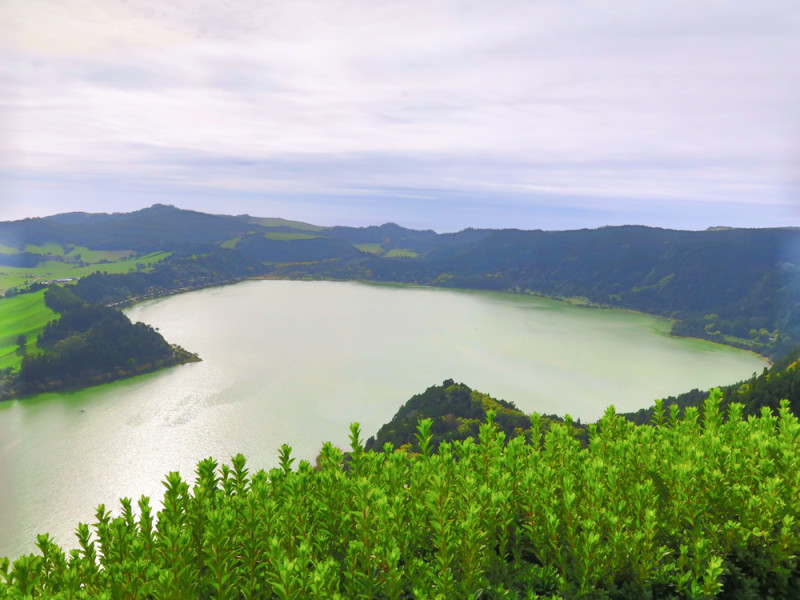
xmin=1 ymin=0 xmax=799 ymax=232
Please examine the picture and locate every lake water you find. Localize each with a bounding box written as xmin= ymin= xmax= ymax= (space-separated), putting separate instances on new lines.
xmin=0 ymin=280 xmax=766 ymax=558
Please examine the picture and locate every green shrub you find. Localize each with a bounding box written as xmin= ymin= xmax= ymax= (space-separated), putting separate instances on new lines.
xmin=2 ymin=391 xmax=799 ymax=598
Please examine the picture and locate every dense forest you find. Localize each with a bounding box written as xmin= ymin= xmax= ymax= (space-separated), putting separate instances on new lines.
xmin=69 ymin=249 xmax=262 ymax=307
xmin=365 ymin=379 xmax=580 ymax=453
xmin=2 ymin=393 xmax=799 ymax=598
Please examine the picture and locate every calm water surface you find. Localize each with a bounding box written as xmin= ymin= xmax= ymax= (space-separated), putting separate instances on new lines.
xmin=0 ymin=280 xmax=766 ymax=557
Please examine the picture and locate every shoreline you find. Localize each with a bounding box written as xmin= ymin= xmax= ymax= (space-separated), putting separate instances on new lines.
xmin=0 ymin=272 xmax=773 ymax=403
xmin=0 ymin=347 xmax=200 ymax=403
xmin=247 ymin=275 xmax=775 ymax=363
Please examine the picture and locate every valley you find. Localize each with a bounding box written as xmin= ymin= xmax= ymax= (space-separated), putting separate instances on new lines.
xmin=1 ymin=204 xmax=798 ymax=399
xmin=0 ymin=279 xmax=765 ymax=559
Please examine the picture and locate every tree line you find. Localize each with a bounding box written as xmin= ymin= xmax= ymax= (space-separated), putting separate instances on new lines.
xmin=1 ymin=286 xmax=197 ymax=400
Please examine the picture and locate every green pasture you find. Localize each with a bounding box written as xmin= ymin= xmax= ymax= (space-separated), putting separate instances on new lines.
xmin=248 ymin=217 xmax=323 ymax=232
xmin=263 ymin=232 xmax=321 ymax=241
xmin=0 ymin=244 xmax=18 ymax=255
xmin=0 ymin=252 xmax=170 ymax=293
xmin=24 ymin=243 xmax=65 ymax=256
xmin=0 ymin=290 xmax=58 ymax=371
xmin=354 ymin=243 xmax=385 ymax=255
xmin=64 ymin=246 xmax=135 ymax=263
xmin=19 ymin=243 xmax=135 ymax=264
xmin=384 ymin=248 xmax=419 ymax=258
xmin=219 ymin=236 xmax=242 ymax=249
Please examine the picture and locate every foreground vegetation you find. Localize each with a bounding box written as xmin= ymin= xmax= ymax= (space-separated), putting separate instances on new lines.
xmin=2 ymin=391 xmax=798 ymax=599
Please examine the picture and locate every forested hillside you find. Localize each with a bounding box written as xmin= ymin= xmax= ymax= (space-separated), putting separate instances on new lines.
xmin=0 ymin=286 xmax=197 ymax=399
xmin=365 ymin=379 xmax=580 ymax=453
xmin=3 ymin=206 xmax=797 ymax=358
xmin=2 ymin=205 xmax=800 ymax=402
xmin=68 ymin=249 xmax=262 ymax=306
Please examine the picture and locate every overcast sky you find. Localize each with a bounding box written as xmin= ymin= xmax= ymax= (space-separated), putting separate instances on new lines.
xmin=1 ymin=0 xmax=799 ymax=231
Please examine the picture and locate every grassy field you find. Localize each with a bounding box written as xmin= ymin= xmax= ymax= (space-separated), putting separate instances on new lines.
xmin=0 ymin=290 xmax=58 ymax=371
xmin=248 ymin=217 xmax=323 ymax=232
xmin=0 ymin=252 xmax=171 ymax=293
xmin=384 ymin=248 xmax=419 ymax=258
xmin=0 ymin=244 xmax=19 ymax=255
xmin=219 ymin=236 xmax=242 ymax=249
xmin=64 ymin=246 xmax=135 ymax=263
xmin=24 ymin=243 xmax=65 ymax=256
xmin=354 ymin=243 xmax=385 ymax=255
xmin=20 ymin=243 xmax=135 ymax=263
xmin=263 ymin=232 xmax=321 ymax=241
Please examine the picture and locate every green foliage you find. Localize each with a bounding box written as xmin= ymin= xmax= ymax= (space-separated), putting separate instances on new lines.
xmin=354 ymin=243 xmax=385 ymax=255
xmin=246 ymin=217 xmax=323 ymax=232
xmin=0 ymin=290 xmax=58 ymax=371
xmin=3 ymin=398 xmax=799 ymax=598
xmin=365 ymin=380 xmax=537 ymax=453
xmin=262 ymin=232 xmax=321 ymax=241
xmin=383 ymin=248 xmax=419 ymax=258
xmin=1 ymin=286 xmax=198 ymax=399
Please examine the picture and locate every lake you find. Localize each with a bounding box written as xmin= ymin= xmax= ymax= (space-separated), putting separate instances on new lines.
xmin=0 ymin=280 xmax=766 ymax=558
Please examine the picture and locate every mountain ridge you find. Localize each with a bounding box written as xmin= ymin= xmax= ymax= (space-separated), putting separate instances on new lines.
xmin=2 ymin=204 xmax=799 ymax=359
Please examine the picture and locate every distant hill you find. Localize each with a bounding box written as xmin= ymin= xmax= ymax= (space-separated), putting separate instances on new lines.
xmin=284 ymin=225 xmax=800 ymax=359
xmin=365 ymin=380 xmax=530 ymax=453
xmin=365 ymin=379 xmax=585 ymax=453
xmin=2 ymin=205 xmax=799 ymax=359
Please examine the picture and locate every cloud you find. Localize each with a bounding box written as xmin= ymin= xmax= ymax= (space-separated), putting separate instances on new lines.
xmin=1 ymin=0 xmax=799 ymax=228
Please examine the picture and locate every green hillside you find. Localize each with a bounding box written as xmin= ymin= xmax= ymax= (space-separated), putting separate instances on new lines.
xmin=3 ymin=205 xmax=799 ymax=361
xmin=0 ymin=287 xmax=198 ymax=400
xmin=365 ymin=379 xmax=568 ymax=453
xmin=0 ymin=290 xmax=58 ymax=371
xmin=0 ymin=251 xmax=170 ymax=293
xmin=2 ymin=205 xmax=800 ymax=402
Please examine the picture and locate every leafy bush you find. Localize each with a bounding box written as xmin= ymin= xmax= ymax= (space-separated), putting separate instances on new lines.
xmin=2 ymin=391 xmax=799 ymax=598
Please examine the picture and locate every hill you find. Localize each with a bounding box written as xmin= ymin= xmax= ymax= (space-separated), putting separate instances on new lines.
xmin=8 ymin=205 xmax=794 ymax=356
xmin=365 ymin=379 xmax=583 ymax=453
xmin=0 ymin=286 xmax=198 ymax=400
